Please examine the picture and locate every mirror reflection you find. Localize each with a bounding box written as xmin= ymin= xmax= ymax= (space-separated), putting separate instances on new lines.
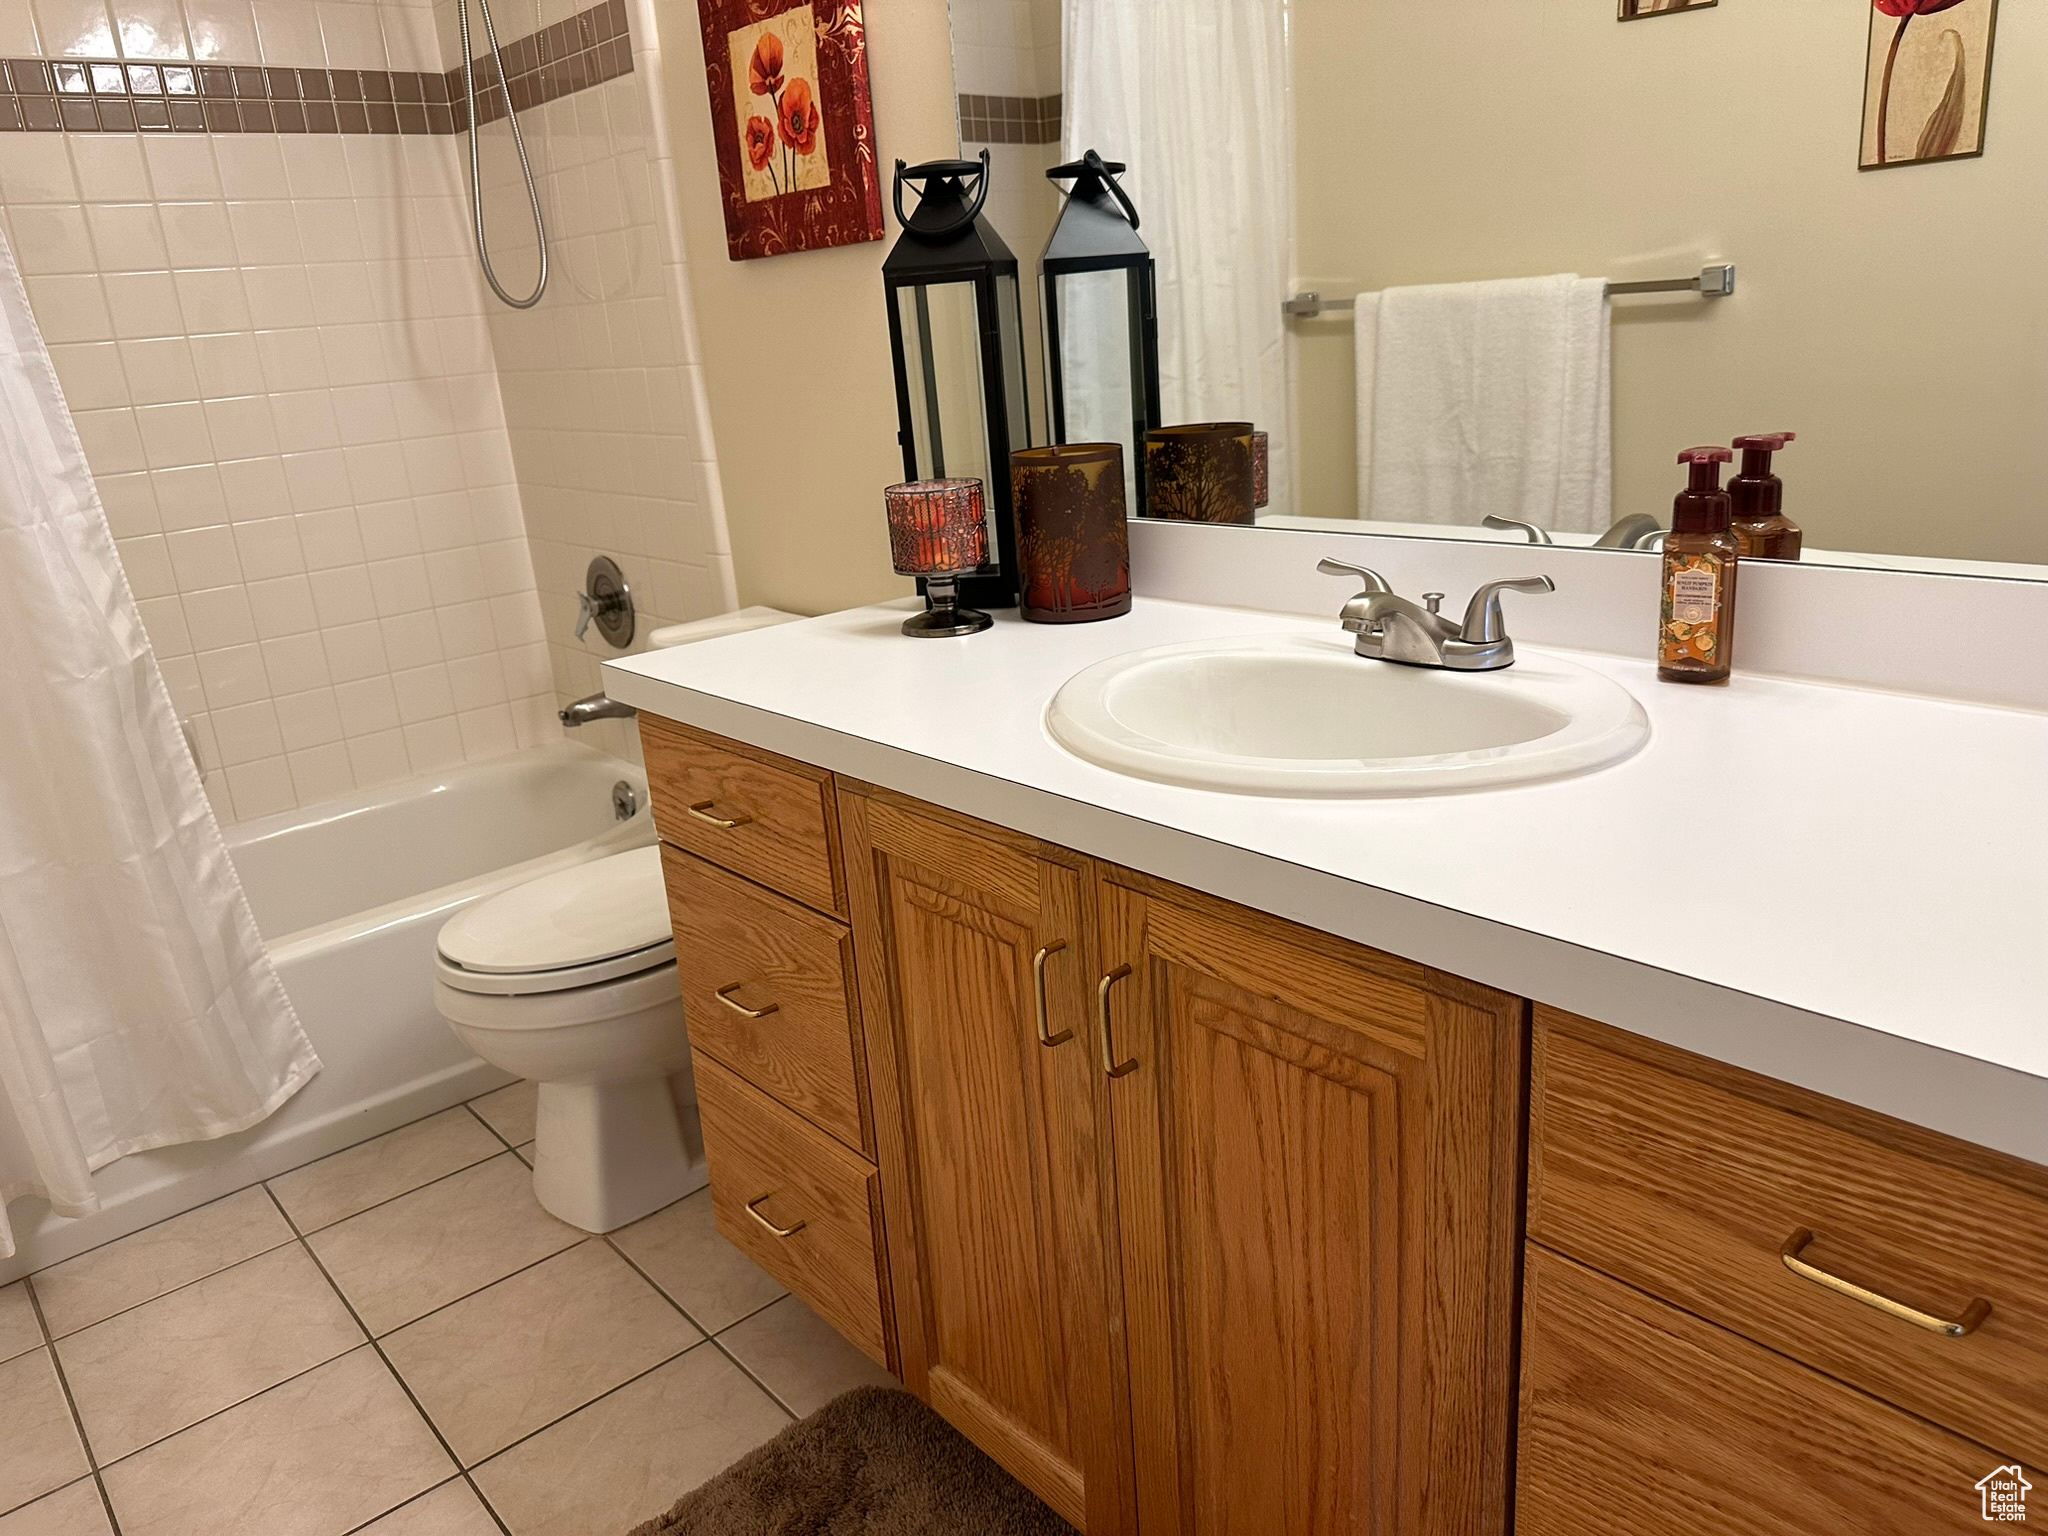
xmin=948 ymin=0 xmax=2048 ymax=576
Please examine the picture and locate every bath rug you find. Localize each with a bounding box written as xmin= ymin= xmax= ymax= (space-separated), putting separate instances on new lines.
xmin=625 ymin=1384 xmax=1077 ymax=1536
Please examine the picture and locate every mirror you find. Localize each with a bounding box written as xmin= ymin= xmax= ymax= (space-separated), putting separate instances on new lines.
xmin=948 ymin=0 xmax=2048 ymax=578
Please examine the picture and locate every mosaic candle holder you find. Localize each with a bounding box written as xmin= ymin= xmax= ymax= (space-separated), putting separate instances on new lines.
xmin=1143 ymin=422 xmax=1257 ymax=525
xmin=884 ymin=478 xmax=995 ymax=637
xmin=1252 ymin=430 xmax=1270 ymax=509
xmin=1009 ymin=444 xmax=1132 ymax=624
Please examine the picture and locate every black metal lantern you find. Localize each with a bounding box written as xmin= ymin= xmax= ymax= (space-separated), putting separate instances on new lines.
xmin=1041 ymin=150 xmax=1162 ymax=515
xmin=883 ymin=152 xmax=1032 ymax=608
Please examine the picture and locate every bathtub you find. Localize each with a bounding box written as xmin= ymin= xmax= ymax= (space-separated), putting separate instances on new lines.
xmin=0 ymin=741 xmax=654 ymax=1281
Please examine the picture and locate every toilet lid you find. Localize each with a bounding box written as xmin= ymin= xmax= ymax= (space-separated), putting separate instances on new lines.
xmin=438 ymin=845 xmax=675 ymax=985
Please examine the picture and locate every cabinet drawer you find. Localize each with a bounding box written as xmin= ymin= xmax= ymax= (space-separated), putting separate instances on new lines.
xmin=1531 ymin=1009 xmax=2048 ymax=1464
xmin=694 ymin=1052 xmax=891 ymax=1368
xmin=641 ymin=716 xmax=843 ymax=916
xmin=663 ymin=846 xmax=867 ymax=1153
xmin=1518 ymin=1246 xmax=2003 ymax=1536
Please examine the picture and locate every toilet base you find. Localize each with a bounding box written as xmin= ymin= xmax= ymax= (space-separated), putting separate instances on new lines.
xmin=531 ymin=1076 xmax=706 ymax=1232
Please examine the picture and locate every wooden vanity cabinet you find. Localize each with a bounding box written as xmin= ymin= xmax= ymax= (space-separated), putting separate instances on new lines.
xmin=1098 ymin=871 xmax=1525 ymax=1536
xmin=839 ymin=790 xmax=1124 ymax=1532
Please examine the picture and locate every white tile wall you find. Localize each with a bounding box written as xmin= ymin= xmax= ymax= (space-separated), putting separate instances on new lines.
xmin=0 ymin=116 xmax=559 ymax=824
xmin=444 ymin=0 xmax=736 ymax=759
xmin=950 ymin=0 xmax=1058 ymax=99
xmin=9 ymin=0 xmax=444 ymax=71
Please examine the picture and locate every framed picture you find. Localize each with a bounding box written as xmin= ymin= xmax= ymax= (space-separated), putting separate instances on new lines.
xmin=695 ymin=0 xmax=885 ymax=259
xmin=1617 ymin=0 xmax=1716 ymax=19
xmin=1861 ymin=0 xmax=1998 ymax=170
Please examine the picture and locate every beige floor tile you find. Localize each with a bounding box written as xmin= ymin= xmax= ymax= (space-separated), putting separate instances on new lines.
xmin=0 ymin=1479 xmax=111 ymax=1536
xmin=512 ymin=1142 xmax=532 ymax=1168
xmin=58 ymin=1244 xmax=364 ymax=1463
xmin=384 ymin=1239 xmax=700 ymax=1466
xmin=30 ymin=1188 xmax=292 ymax=1338
xmin=468 ymin=1082 xmax=536 ymax=1148
xmin=306 ymin=1154 xmax=580 ymax=1336
xmin=0 ymin=1282 xmax=39 ymax=1364
xmin=269 ymin=1110 xmax=504 ymax=1234
xmin=611 ymin=1191 xmax=785 ymax=1333
xmin=350 ymin=1479 xmax=499 ymax=1535
xmin=717 ymin=1295 xmax=897 ymax=1418
xmin=0 ymin=1350 xmax=89 ymax=1518
xmin=471 ymin=1346 xmax=787 ymax=1536
xmin=99 ymin=1347 xmax=452 ymax=1536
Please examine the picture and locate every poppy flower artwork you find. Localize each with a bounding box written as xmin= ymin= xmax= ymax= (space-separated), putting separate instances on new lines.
xmin=1860 ymin=0 xmax=1998 ymax=169
xmin=697 ymin=0 xmax=884 ymax=260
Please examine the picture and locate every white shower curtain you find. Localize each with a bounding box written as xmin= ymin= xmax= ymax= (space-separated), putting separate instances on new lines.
xmin=0 ymin=228 xmax=317 ymax=1259
xmin=1063 ymin=0 xmax=1295 ymax=516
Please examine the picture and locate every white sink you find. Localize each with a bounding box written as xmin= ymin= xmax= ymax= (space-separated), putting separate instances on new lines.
xmin=1046 ymin=632 xmax=1649 ymax=796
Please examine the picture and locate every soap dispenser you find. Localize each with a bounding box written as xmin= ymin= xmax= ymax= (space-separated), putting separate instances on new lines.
xmin=1659 ymin=446 xmax=1740 ymax=685
xmin=1729 ymin=432 xmax=1801 ymax=560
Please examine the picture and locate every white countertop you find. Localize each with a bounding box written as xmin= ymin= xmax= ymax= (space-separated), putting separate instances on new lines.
xmin=606 ymin=597 xmax=2048 ymax=1165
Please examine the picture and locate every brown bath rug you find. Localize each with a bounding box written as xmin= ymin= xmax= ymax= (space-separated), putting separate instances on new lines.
xmin=626 ymin=1385 xmax=1078 ymax=1536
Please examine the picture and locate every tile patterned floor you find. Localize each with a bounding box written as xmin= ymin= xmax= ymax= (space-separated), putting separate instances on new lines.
xmin=0 ymin=1080 xmax=895 ymax=1536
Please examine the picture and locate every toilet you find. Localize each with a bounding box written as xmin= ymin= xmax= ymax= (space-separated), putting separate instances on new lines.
xmin=433 ymin=604 xmax=799 ymax=1232
xmin=435 ymin=845 xmax=700 ymax=1232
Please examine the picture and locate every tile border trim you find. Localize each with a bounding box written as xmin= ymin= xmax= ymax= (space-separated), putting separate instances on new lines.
xmin=0 ymin=0 xmax=631 ymax=137
xmin=958 ymin=92 xmax=1061 ymax=147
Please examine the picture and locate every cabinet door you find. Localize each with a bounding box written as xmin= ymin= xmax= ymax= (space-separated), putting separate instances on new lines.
xmin=842 ymin=792 xmax=1125 ymax=1533
xmin=1099 ymin=874 xmax=1523 ymax=1536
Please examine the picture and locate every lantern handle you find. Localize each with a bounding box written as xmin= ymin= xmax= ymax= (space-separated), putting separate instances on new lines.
xmin=1048 ymin=148 xmax=1141 ymax=233
xmin=893 ymin=150 xmax=992 ymax=241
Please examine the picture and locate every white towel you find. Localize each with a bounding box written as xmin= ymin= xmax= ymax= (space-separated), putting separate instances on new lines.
xmin=1355 ymin=274 xmax=1611 ymax=534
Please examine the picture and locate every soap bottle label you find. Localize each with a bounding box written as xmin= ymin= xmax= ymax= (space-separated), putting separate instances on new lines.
xmin=1661 ymin=552 xmax=1729 ymax=669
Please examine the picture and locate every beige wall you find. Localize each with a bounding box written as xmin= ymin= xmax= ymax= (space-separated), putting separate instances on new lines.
xmin=1292 ymin=0 xmax=2048 ymax=566
xmin=656 ymin=0 xmax=965 ymax=614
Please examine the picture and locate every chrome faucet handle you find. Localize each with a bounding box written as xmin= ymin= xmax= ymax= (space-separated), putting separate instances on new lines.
xmin=1593 ymin=512 xmax=1664 ymax=550
xmin=1482 ymin=515 xmax=1555 ymax=545
xmin=1316 ymin=557 xmax=1393 ymax=593
xmin=1459 ymin=576 xmax=1555 ymax=645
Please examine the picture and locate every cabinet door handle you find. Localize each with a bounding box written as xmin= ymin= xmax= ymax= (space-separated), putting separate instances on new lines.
xmin=1033 ymin=940 xmax=1072 ymax=1047
xmin=1097 ymin=965 xmax=1137 ymax=1078
xmin=1780 ymin=1228 xmax=1991 ymax=1338
xmin=687 ymin=800 xmax=752 ymax=829
xmin=745 ymin=1194 xmax=806 ymax=1238
xmin=714 ymin=982 xmax=779 ymax=1019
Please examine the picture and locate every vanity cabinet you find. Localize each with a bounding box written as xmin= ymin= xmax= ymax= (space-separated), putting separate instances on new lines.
xmin=840 ymin=791 xmax=1122 ymax=1532
xmin=1096 ymin=871 xmax=1523 ymax=1536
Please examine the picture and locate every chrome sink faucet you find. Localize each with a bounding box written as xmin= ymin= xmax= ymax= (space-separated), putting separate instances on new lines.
xmin=1317 ymin=559 xmax=1555 ymax=671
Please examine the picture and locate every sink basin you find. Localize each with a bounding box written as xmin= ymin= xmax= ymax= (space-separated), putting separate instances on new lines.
xmin=1046 ymin=632 xmax=1649 ymax=796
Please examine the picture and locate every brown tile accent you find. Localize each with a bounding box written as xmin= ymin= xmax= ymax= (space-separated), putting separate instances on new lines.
xmin=4 ymin=0 xmax=628 ymax=137
xmin=958 ymin=91 xmax=1063 ymax=147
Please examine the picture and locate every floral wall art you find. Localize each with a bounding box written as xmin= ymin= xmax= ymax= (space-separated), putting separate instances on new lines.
xmin=1861 ymin=0 xmax=1999 ymax=169
xmin=696 ymin=0 xmax=885 ymax=258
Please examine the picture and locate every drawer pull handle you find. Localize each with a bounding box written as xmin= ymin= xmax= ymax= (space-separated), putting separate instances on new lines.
xmin=745 ymin=1195 xmax=806 ymax=1238
xmin=1097 ymin=965 xmax=1137 ymax=1078
xmin=1033 ymin=941 xmax=1072 ymax=1047
xmin=687 ymin=800 xmax=753 ymax=830
xmin=1780 ymin=1228 xmax=1991 ymax=1338
xmin=714 ymin=982 xmax=780 ymax=1019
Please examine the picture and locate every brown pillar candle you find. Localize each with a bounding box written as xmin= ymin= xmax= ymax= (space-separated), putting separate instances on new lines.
xmin=1143 ymin=422 xmax=1257 ymax=524
xmin=1008 ymin=443 xmax=1133 ymax=623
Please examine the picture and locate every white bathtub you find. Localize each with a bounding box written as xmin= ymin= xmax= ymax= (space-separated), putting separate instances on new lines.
xmin=0 ymin=741 xmax=654 ymax=1281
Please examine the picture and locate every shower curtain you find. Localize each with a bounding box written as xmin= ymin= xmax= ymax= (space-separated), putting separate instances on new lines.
xmin=1063 ymin=0 xmax=1295 ymax=516
xmin=0 ymin=228 xmax=318 ymax=1259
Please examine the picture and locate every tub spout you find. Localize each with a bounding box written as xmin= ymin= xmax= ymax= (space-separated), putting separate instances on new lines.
xmin=560 ymin=692 xmax=636 ymax=727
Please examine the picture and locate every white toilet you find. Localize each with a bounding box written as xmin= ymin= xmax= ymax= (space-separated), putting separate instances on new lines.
xmin=434 ymin=604 xmax=800 ymax=1233
xmin=435 ymin=845 xmax=702 ymax=1232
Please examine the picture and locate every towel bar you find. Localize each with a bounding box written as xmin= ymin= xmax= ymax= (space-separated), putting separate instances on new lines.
xmin=1282 ymin=263 xmax=1735 ymax=319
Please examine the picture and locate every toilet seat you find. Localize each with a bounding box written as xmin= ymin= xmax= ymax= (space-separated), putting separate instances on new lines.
xmin=437 ymin=844 xmax=677 ymax=998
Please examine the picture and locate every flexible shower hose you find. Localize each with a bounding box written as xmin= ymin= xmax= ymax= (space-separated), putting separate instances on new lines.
xmin=458 ymin=0 xmax=549 ymax=309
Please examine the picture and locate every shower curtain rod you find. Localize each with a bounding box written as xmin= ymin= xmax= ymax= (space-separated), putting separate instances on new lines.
xmin=1281 ymin=263 xmax=1736 ymax=318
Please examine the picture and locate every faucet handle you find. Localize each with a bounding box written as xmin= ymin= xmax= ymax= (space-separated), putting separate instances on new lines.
xmin=1482 ymin=515 xmax=1556 ymax=545
xmin=1316 ymin=557 xmax=1393 ymax=594
xmin=1459 ymin=576 xmax=1555 ymax=644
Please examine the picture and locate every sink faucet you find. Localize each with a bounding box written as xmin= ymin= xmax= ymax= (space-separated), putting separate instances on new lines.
xmin=1317 ymin=559 xmax=1554 ymax=671
xmin=1483 ymin=512 xmax=1664 ymax=550
xmin=560 ymin=691 xmax=637 ymax=727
